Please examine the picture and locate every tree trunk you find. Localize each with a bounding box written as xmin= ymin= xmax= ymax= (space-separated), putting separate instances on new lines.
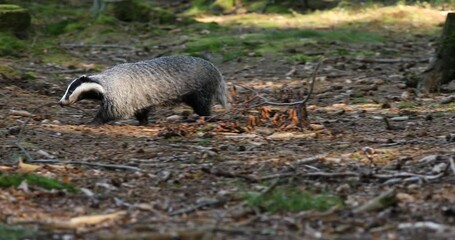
xmin=419 ymin=12 xmax=455 ymax=93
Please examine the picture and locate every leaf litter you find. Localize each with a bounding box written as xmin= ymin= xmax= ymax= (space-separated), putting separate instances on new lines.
xmin=1 ymin=7 xmax=455 ymax=240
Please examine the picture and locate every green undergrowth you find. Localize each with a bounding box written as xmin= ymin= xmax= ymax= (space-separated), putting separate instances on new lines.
xmin=0 ymin=32 xmax=27 ymax=56
xmin=244 ymin=185 xmax=344 ymax=213
xmin=0 ymin=224 xmax=36 ymax=240
xmin=183 ymin=28 xmax=383 ymax=62
xmin=0 ymin=173 xmax=77 ymax=192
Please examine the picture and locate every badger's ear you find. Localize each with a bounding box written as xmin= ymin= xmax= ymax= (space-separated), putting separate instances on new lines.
xmin=79 ymin=75 xmax=89 ymax=81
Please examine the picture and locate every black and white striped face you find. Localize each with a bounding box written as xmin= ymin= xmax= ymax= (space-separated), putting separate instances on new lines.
xmin=59 ymin=75 xmax=105 ymax=106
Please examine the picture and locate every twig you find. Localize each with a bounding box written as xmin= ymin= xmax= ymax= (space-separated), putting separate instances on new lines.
xmin=382 ymin=116 xmax=393 ymax=130
xmin=398 ymin=221 xmax=455 ymax=232
xmin=357 ymin=57 xmax=429 ymax=64
xmin=16 ymin=103 xmax=57 ymax=161
xmin=259 ymin=171 xmax=358 ymax=181
xmin=373 ymin=172 xmax=445 ymax=180
xmin=169 ymin=197 xmax=229 ymax=216
xmin=238 ymin=58 xmax=323 ymax=107
xmin=448 ymin=156 xmax=455 ymax=176
xmin=353 ymin=188 xmax=396 ymax=213
xmin=26 ymin=159 xmax=141 ymax=172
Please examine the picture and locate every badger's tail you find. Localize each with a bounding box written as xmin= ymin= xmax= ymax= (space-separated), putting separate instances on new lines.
xmin=216 ymin=76 xmax=229 ymax=109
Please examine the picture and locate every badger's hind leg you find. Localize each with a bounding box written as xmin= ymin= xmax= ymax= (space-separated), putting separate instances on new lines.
xmin=182 ymin=93 xmax=212 ymax=116
xmin=134 ymin=108 xmax=150 ymax=125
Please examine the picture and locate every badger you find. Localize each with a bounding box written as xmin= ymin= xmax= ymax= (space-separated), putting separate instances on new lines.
xmin=59 ymin=56 xmax=227 ymax=125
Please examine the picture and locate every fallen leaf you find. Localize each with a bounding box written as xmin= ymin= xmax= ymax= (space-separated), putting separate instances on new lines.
xmin=46 ymin=211 xmax=127 ymax=229
xmin=18 ymin=160 xmax=41 ymax=173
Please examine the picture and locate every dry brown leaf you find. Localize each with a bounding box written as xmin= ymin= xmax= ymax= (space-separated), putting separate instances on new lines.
xmin=18 ymin=160 xmax=41 ymax=173
xmin=46 ymin=211 xmax=127 ymax=229
xmin=309 ymin=124 xmax=325 ymax=131
xmin=289 ymin=108 xmax=299 ymax=126
xmin=247 ymin=115 xmax=258 ymax=129
xmin=260 ymin=106 xmax=272 ymax=119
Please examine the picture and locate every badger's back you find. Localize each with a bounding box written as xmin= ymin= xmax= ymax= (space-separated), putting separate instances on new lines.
xmin=92 ymin=56 xmax=225 ymax=120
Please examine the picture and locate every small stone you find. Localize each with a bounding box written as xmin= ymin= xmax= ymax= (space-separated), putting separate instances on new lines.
xmin=446 ymin=133 xmax=455 ymax=143
xmin=396 ymin=193 xmax=415 ymax=202
xmin=336 ymin=183 xmax=350 ymax=193
xmin=440 ymin=95 xmax=455 ymax=104
xmin=166 ymin=115 xmax=182 ymax=122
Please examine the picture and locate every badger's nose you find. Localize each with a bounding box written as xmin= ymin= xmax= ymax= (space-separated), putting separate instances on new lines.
xmin=58 ymin=100 xmax=64 ymax=107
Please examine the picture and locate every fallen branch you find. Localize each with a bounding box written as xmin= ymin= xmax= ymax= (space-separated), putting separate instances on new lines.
xmin=448 ymin=156 xmax=455 ymax=176
xmin=353 ymin=188 xmax=396 ymax=213
xmin=259 ymin=171 xmax=358 ymax=181
xmin=238 ymin=58 xmax=323 ymax=128
xmin=15 ymin=103 xmax=57 ymax=161
xmin=169 ymin=197 xmax=229 ymax=216
xmin=27 ymin=159 xmax=141 ymax=172
xmin=398 ymin=221 xmax=455 ymax=232
xmin=357 ymin=57 xmax=429 ymax=64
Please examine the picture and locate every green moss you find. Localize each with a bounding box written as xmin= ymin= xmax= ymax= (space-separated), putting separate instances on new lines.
xmin=244 ymin=186 xmax=344 ymax=213
xmin=46 ymin=19 xmax=84 ymax=35
xmin=111 ymin=0 xmax=175 ymax=23
xmin=398 ymin=101 xmax=420 ymax=109
xmin=0 ymin=32 xmax=27 ymax=57
xmin=0 ymin=64 xmax=21 ymax=79
xmin=183 ymin=28 xmax=382 ymax=62
xmin=0 ymin=4 xmax=31 ymax=32
xmin=288 ymin=54 xmax=318 ymax=63
xmin=210 ymin=0 xmax=235 ymax=13
xmin=0 ymin=173 xmax=77 ymax=192
xmin=0 ymin=224 xmax=36 ymax=240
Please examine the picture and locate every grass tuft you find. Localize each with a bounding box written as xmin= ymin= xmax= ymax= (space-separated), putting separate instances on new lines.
xmin=0 ymin=224 xmax=36 ymax=240
xmin=244 ymin=186 xmax=344 ymax=213
xmin=0 ymin=32 xmax=27 ymax=57
xmin=0 ymin=173 xmax=77 ymax=192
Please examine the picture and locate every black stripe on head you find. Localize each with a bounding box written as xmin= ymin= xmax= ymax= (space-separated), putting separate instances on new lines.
xmin=64 ymin=75 xmax=97 ymax=100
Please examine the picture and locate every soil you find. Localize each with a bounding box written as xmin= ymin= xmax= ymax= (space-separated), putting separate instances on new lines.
xmin=1 ymin=21 xmax=455 ymax=239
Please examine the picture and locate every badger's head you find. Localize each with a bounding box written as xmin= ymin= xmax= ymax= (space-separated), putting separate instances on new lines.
xmin=59 ymin=75 xmax=105 ymax=106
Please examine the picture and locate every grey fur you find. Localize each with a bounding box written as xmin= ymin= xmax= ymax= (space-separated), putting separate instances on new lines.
xmin=64 ymin=56 xmax=227 ymax=125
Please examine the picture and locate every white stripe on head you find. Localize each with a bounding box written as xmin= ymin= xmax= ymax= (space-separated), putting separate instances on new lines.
xmin=59 ymin=78 xmax=80 ymax=103
xmin=60 ymin=81 xmax=105 ymax=105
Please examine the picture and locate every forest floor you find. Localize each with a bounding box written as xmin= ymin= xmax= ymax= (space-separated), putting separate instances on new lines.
xmin=1 ymin=3 xmax=455 ymax=240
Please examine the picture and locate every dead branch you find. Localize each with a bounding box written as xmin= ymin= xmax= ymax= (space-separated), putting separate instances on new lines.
xmin=398 ymin=221 xmax=455 ymax=232
xmin=169 ymin=197 xmax=230 ymax=216
xmin=448 ymin=156 xmax=455 ymax=176
xmin=357 ymin=57 xmax=429 ymax=64
xmin=373 ymin=171 xmax=446 ymax=180
xmin=15 ymin=103 xmax=57 ymax=161
xmin=27 ymin=159 xmax=141 ymax=172
xmin=237 ymin=58 xmax=323 ymax=128
xmin=238 ymin=58 xmax=323 ymax=107
xmin=353 ymin=188 xmax=396 ymax=213
xmin=259 ymin=171 xmax=358 ymax=181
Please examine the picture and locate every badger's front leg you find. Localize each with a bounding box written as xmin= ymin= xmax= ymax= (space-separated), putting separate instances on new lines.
xmin=90 ymin=107 xmax=113 ymax=125
xmin=134 ymin=108 xmax=150 ymax=125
